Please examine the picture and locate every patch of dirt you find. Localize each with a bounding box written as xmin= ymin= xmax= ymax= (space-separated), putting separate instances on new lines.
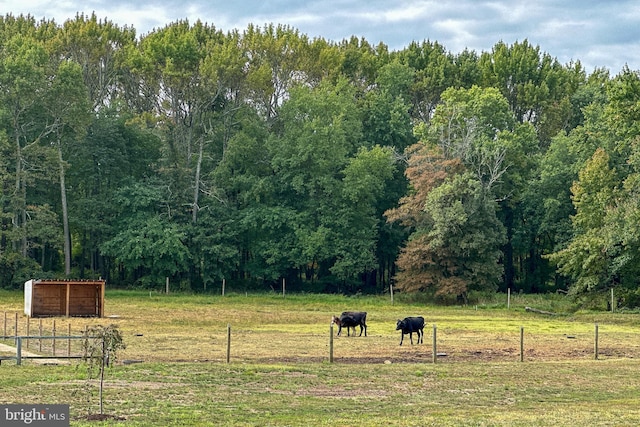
xmin=75 ymin=413 xmax=126 ymax=422
xmin=296 ymin=384 xmax=393 ymax=398
xmin=57 ymin=379 xmax=174 ymax=389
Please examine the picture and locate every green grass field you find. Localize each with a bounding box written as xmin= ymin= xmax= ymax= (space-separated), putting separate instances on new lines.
xmin=1 ymin=289 xmax=640 ymax=426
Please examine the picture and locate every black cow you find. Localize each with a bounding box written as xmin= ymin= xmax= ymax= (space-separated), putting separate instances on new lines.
xmin=332 ymin=311 xmax=367 ymax=337
xmin=332 ymin=314 xmax=357 ymax=336
xmin=396 ymin=316 xmax=424 ymax=345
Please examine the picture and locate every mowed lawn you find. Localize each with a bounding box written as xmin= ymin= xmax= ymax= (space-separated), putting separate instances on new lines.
xmin=1 ymin=289 xmax=640 ymax=426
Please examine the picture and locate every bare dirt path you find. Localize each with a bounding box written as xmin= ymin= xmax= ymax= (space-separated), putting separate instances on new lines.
xmin=0 ymin=342 xmax=69 ymax=365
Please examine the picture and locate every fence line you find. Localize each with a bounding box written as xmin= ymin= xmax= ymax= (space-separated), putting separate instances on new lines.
xmin=9 ymin=335 xmax=93 ymax=365
xmin=1 ymin=312 xmax=93 ymax=364
xmin=0 ymin=311 xmax=633 ymax=365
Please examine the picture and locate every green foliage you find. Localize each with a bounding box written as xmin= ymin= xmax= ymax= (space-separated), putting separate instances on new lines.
xmin=265 ymin=78 xmax=372 ymax=281
xmin=547 ymin=76 xmax=640 ymax=302
xmin=101 ymin=216 xmax=190 ymax=288
xmin=56 ymin=12 xmax=136 ymax=108
xmin=81 ymin=324 xmax=126 ymax=416
xmin=396 ymin=40 xmax=460 ymax=121
xmin=4 ymin=13 xmax=640 ymax=303
xmin=393 ymin=86 xmax=517 ymax=300
xmin=571 ymin=148 xmax=617 ymax=231
xmin=479 ymin=39 xmax=580 ymax=143
xmin=547 ymin=149 xmax=618 ymax=294
xmin=0 ymin=251 xmax=43 ymax=289
xmin=395 ymin=171 xmax=505 ymax=300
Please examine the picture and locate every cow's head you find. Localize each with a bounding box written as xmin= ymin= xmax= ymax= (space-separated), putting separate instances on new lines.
xmin=332 ymin=315 xmax=341 ymax=326
xmin=396 ymin=319 xmax=405 ymax=330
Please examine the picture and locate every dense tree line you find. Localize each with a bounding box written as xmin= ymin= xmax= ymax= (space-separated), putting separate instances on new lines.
xmin=1 ymin=13 xmax=639 ymax=306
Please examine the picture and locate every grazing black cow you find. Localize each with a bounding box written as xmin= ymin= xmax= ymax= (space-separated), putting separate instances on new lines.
xmin=332 ymin=311 xmax=367 ymax=337
xmin=332 ymin=314 xmax=357 ymax=336
xmin=396 ymin=316 xmax=424 ymax=345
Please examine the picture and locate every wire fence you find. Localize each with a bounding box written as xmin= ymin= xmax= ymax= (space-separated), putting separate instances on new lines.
xmin=2 ymin=311 xmax=640 ymax=365
xmin=1 ymin=312 xmax=93 ymax=364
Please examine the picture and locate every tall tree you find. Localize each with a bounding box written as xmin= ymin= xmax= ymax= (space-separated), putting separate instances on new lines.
xmin=337 ymin=36 xmax=380 ymax=93
xmin=332 ymin=145 xmax=396 ymax=284
xmin=195 ymin=106 xmax=269 ymax=288
xmin=388 ymin=86 xmax=526 ymax=299
xmin=56 ymin=13 xmax=136 ymax=109
xmin=548 ymin=148 xmax=619 ymax=294
xmin=0 ymin=34 xmax=51 ymax=256
xmin=396 ymin=40 xmax=457 ymax=122
xmin=423 ymin=171 xmax=505 ymax=299
xmin=479 ymin=40 xmax=583 ymax=146
xmin=361 ymin=60 xmax=415 ymax=150
xmin=100 ymin=180 xmax=190 ymax=288
xmin=264 ymin=78 xmax=370 ymax=287
xmin=43 ymin=60 xmax=91 ymax=275
xmin=241 ymin=24 xmax=311 ymax=121
xmin=129 ymin=20 xmax=225 ymax=224
xmin=68 ymin=111 xmax=161 ymax=279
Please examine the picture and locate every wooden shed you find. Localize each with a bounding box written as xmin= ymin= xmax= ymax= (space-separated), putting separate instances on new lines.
xmin=24 ymin=279 xmax=105 ymax=318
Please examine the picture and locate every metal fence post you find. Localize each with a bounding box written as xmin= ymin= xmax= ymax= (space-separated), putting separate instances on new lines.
xmin=15 ymin=337 xmax=22 ymax=366
xmin=594 ymin=323 xmax=599 ymax=360
xmin=520 ymin=326 xmax=524 ymax=362
xmin=432 ymin=324 xmax=437 ymax=364
xmin=226 ymin=324 xmax=231 ymax=363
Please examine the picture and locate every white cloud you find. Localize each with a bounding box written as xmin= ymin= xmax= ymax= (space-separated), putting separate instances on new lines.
xmin=432 ymin=18 xmax=477 ymax=51
xmin=377 ymin=4 xmax=432 ymax=23
xmin=485 ymin=1 xmax=544 ymax=23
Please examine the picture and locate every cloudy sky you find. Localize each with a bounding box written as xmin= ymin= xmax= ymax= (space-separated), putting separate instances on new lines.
xmin=4 ymin=1 xmax=640 ymax=73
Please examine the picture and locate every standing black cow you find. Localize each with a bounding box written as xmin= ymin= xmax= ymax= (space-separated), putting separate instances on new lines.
xmin=332 ymin=311 xmax=367 ymax=337
xmin=396 ymin=316 xmax=424 ymax=345
xmin=332 ymin=314 xmax=357 ymax=336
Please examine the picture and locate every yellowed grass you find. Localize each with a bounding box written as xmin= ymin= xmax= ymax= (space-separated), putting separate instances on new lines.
xmin=1 ymin=289 xmax=640 ymax=427
xmin=2 ymin=290 xmax=639 ymax=365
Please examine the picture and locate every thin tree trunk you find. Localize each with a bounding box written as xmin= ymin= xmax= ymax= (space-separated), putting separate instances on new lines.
xmin=13 ymin=134 xmax=22 ymax=254
xmin=21 ymin=181 xmax=27 ymax=257
xmin=58 ymin=144 xmax=71 ymax=275
xmin=192 ymin=137 xmax=204 ymax=223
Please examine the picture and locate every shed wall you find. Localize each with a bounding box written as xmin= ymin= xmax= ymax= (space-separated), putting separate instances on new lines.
xmin=24 ymin=280 xmax=105 ymax=317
